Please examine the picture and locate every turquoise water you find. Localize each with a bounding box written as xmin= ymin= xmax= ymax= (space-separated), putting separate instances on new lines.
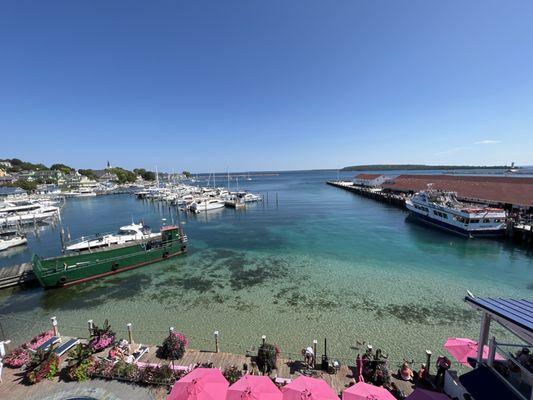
xmin=0 ymin=170 xmax=531 ymax=366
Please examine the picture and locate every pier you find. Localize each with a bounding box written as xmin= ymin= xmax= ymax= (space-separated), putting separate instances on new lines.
xmin=0 ymin=262 xmax=36 ymax=289
xmin=326 ymin=181 xmax=407 ymax=208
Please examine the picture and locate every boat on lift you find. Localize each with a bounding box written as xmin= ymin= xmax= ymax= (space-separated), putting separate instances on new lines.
xmin=0 ymin=230 xmax=27 ymax=251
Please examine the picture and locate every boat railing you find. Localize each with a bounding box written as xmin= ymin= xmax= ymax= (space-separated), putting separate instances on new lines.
xmin=63 ymin=229 xmax=127 ymax=246
xmin=39 ymin=236 xmax=187 ymax=276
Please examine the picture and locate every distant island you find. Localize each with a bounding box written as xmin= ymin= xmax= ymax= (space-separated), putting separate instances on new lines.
xmin=341 ymin=164 xmax=509 ymax=171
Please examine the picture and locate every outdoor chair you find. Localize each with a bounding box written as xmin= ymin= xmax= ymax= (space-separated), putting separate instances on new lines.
xmin=53 ymin=338 xmax=80 ymax=358
xmin=29 ymin=336 xmax=60 ymax=353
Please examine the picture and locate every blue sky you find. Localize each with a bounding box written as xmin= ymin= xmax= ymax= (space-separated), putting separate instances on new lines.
xmin=1 ymin=1 xmax=532 ymax=172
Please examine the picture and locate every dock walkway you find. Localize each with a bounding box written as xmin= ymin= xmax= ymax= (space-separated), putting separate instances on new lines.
xmin=326 ymin=181 xmax=407 ymax=208
xmin=0 ymin=262 xmax=35 ymax=289
xmin=0 ymin=344 xmax=420 ymax=400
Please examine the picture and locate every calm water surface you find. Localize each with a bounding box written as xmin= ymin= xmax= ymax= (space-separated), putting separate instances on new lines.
xmin=1 ymin=170 xmax=531 ymax=365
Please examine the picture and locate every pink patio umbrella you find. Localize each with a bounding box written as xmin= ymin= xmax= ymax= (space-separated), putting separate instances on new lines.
xmin=282 ymin=376 xmax=338 ymax=400
xmin=227 ymin=375 xmax=282 ymax=400
xmin=405 ymin=388 xmax=450 ymax=400
xmin=167 ymin=368 xmax=229 ymax=400
xmin=355 ymin=355 xmax=364 ymax=383
xmin=342 ymin=382 xmax=396 ymax=400
xmin=444 ymin=337 xmax=504 ymax=367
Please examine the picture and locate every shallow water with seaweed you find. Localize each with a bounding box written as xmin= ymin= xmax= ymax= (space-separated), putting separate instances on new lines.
xmin=0 ymin=170 xmax=531 ymax=365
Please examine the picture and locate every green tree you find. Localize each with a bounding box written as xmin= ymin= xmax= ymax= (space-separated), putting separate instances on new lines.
xmin=51 ymin=163 xmax=74 ymax=174
xmin=16 ymin=179 xmax=38 ymax=191
xmin=78 ymin=169 xmax=97 ymax=180
xmin=182 ymin=171 xmax=191 ymax=178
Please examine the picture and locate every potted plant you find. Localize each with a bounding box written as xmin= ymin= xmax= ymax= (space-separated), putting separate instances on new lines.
xmin=257 ymin=343 xmax=278 ymax=374
xmin=157 ymin=331 xmax=188 ymax=361
xmin=66 ymin=343 xmax=95 ymax=381
xmin=223 ymin=365 xmax=242 ymax=384
xmin=88 ymin=319 xmax=116 ymax=352
xmin=25 ymin=349 xmax=60 ymax=384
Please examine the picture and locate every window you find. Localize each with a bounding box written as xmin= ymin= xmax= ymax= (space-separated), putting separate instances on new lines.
xmin=483 ymin=219 xmax=491 ymax=223
xmin=470 ymin=219 xmax=479 ymax=224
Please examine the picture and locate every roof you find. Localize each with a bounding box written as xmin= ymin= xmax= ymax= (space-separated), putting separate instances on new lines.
xmin=382 ymin=174 xmax=533 ymax=207
xmin=465 ymin=297 xmax=533 ymax=344
xmin=160 ymin=225 xmax=178 ymax=231
xmin=459 ymin=364 xmax=523 ymax=400
xmin=354 ymin=173 xmax=384 ymax=180
xmin=0 ymin=187 xmax=26 ymax=195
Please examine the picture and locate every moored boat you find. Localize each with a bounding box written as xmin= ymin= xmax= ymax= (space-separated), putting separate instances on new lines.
xmin=32 ymin=225 xmax=187 ymax=288
xmin=406 ymin=190 xmax=507 ymax=238
xmin=0 ymin=230 xmax=27 ymax=251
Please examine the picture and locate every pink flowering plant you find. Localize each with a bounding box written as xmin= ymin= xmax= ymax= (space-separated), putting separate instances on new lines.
xmin=157 ymin=331 xmax=188 ymax=360
xmin=3 ymin=329 xmax=55 ymax=368
xmin=88 ymin=320 xmax=116 ymax=352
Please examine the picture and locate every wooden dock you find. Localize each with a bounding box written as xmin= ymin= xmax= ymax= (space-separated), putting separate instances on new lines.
xmin=327 ymin=181 xmax=407 ymax=208
xmin=0 ymin=262 xmax=36 ymax=289
xmin=0 ymin=344 xmax=420 ymax=400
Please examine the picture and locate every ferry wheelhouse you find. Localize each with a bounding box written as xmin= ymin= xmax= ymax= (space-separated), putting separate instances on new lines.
xmin=405 ymin=190 xmax=507 ymax=238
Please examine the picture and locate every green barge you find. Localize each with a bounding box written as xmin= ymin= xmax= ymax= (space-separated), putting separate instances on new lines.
xmin=32 ymin=225 xmax=187 ymax=288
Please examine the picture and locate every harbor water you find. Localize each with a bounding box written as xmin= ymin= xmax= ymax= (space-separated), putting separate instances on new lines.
xmin=0 ymin=170 xmax=531 ymax=365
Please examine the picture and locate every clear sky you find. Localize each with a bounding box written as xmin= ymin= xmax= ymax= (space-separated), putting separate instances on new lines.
xmin=1 ymin=1 xmax=532 ymax=172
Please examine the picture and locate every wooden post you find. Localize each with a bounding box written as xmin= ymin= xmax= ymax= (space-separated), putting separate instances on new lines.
xmin=487 ymin=337 xmax=496 ymax=367
xmin=169 ymin=327 xmax=174 ymax=335
xmin=276 ymin=192 xmax=278 ymax=207
xmin=313 ymin=339 xmax=318 ymax=368
xmin=127 ymin=323 xmax=134 ymax=344
xmin=425 ymin=350 xmax=432 ymax=377
xmin=214 ymin=330 xmax=219 ymax=353
xmin=87 ymin=319 xmax=94 ymax=336
xmin=51 ymin=316 xmax=59 ymax=337
xmin=476 ymin=313 xmax=491 ymax=368
xmin=261 ymin=335 xmax=266 ymax=345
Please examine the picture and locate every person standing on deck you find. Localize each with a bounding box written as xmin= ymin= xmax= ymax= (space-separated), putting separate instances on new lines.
xmin=434 ymin=355 xmax=451 ymax=386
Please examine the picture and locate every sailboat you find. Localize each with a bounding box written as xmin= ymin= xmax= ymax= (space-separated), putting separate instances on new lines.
xmin=246 ymin=172 xmax=252 ymax=181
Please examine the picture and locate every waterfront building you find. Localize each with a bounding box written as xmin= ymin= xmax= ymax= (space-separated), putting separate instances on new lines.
xmin=383 ymin=175 xmax=533 ymax=209
xmin=353 ymin=173 xmax=389 ymax=187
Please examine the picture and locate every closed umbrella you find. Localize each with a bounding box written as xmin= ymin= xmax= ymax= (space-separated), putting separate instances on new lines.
xmin=167 ymin=368 xmax=229 ymax=400
xmin=444 ymin=337 xmax=504 ymax=367
xmin=227 ymin=375 xmax=282 ymax=400
xmin=355 ymin=355 xmax=364 ymax=383
xmin=342 ymin=382 xmax=396 ymax=400
xmin=282 ymin=376 xmax=337 ymax=400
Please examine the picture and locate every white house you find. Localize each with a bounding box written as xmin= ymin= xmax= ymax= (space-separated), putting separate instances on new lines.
xmin=352 ymin=173 xmax=388 ymax=187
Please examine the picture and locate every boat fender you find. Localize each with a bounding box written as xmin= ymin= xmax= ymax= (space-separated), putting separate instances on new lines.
xmin=111 ymin=262 xmax=119 ymax=271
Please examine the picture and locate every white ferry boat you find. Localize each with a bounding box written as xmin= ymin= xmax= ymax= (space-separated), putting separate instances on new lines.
xmin=405 ymin=190 xmax=507 ymax=238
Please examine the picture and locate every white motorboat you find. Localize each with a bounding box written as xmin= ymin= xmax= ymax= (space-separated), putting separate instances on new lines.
xmin=189 ymin=198 xmax=225 ymax=213
xmin=0 ymin=231 xmax=27 ymax=251
xmin=0 ymin=200 xmax=60 ymax=226
xmin=65 ymin=222 xmax=161 ymax=252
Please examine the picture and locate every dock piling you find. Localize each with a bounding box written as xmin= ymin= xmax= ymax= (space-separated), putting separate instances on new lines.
xmin=214 ymin=330 xmax=219 ymax=353
xmin=261 ymin=335 xmax=266 ymax=345
xmin=127 ymin=323 xmax=134 ymax=344
xmin=87 ymin=319 xmax=94 ymax=336
xmin=313 ymin=339 xmax=318 ymax=367
xmin=425 ymin=350 xmax=432 ymax=375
